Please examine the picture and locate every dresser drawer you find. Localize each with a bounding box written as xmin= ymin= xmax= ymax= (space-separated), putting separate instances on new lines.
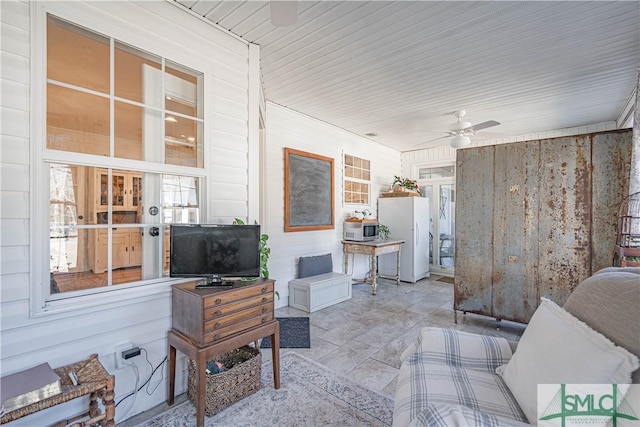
xmin=204 ymin=294 xmax=273 ymax=320
xmin=203 ymin=282 xmax=274 ymax=309
xmin=203 ymin=312 xmax=274 ymax=344
xmin=204 ymin=304 xmax=272 ymax=332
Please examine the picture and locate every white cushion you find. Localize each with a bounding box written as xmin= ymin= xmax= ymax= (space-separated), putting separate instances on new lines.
xmin=496 ymin=297 xmax=640 ymax=423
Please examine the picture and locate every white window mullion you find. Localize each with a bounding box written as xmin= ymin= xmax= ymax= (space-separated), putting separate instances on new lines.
xmin=107 ymin=38 xmax=116 ymax=287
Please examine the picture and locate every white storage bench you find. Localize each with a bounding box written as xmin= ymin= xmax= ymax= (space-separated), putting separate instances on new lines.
xmin=289 ymin=272 xmax=352 ymax=313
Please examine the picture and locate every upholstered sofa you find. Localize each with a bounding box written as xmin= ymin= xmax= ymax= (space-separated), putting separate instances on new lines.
xmin=393 ymin=267 xmax=640 ymax=426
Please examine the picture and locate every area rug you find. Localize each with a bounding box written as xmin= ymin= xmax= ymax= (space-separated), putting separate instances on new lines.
xmin=436 ymin=276 xmax=455 ymax=284
xmin=135 ymin=352 xmax=394 ymax=426
xmin=260 ymin=316 xmax=310 ymax=348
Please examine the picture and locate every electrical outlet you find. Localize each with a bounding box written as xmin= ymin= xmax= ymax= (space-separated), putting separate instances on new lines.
xmin=115 ymin=342 xmax=133 ymax=369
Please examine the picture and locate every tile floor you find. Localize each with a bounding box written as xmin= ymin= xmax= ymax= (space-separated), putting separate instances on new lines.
xmin=122 ymin=275 xmax=526 ymax=425
xmin=266 ymin=276 xmax=526 ymax=396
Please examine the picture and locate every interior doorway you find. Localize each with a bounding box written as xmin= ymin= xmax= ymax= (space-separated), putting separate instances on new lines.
xmin=417 ymin=164 xmax=456 ymax=276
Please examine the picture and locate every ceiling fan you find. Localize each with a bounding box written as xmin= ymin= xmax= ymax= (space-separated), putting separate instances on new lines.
xmin=426 ymin=110 xmax=501 ymax=148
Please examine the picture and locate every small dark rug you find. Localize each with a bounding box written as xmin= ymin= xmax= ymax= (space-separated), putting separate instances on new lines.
xmin=436 ymin=276 xmax=455 ymax=284
xmin=260 ymin=317 xmax=310 ymax=348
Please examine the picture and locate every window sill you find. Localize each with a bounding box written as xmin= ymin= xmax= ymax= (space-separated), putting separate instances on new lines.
xmin=32 ymin=277 xmax=193 ymax=320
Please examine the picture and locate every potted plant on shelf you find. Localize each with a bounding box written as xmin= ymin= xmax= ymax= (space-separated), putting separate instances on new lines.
xmin=392 ymin=176 xmax=420 ymax=193
xmin=379 ymin=224 xmax=390 ymax=239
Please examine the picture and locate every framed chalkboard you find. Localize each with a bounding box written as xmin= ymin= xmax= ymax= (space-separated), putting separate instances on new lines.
xmin=284 ymin=148 xmax=334 ymax=232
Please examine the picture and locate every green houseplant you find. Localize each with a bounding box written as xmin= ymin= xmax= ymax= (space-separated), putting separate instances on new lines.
xmin=392 ymin=175 xmax=420 ymax=192
xmin=233 ymin=218 xmax=270 ymax=279
xmin=233 ymin=218 xmax=278 ymax=299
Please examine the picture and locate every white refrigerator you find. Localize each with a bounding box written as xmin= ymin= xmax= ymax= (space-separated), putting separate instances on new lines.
xmin=378 ymin=197 xmax=430 ymax=282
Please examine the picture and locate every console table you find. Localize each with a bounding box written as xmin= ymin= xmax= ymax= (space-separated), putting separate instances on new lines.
xmin=342 ymin=239 xmax=405 ymax=295
xmin=167 ymin=279 xmax=280 ymax=427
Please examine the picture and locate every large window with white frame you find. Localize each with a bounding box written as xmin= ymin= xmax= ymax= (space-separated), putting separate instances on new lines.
xmin=43 ymin=14 xmax=205 ymax=302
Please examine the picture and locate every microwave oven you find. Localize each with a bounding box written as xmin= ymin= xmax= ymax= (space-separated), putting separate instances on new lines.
xmin=343 ymin=221 xmax=379 ymax=241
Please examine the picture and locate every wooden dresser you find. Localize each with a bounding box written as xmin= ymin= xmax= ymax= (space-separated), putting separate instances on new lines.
xmin=167 ymin=279 xmax=280 ymax=427
xmin=171 ymin=279 xmax=275 ymax=346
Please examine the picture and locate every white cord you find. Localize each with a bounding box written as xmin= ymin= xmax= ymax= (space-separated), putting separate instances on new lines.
xmin=116 ymin=361 xmax=140 ymax=422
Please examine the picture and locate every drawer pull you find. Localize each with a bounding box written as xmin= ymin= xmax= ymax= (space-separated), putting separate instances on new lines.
xmin=261 ymin=287 xmax=267 ymax=294
xmin=262 ymin=297 xmax=267 ymax=303
xmin=215 ymin=298 xmax=222 ymax=304
xmin=261 ymin=317 xmax=267 ymax=323
xmin=214 ymin=310 xmax=222 ymax=316
xmin=262 ymin=307 xmax=268 ymax=313
xmin=215 ymin=322 xmax=221 ymax=329
xmin=213 ymin=334 xmax=220 ymax=341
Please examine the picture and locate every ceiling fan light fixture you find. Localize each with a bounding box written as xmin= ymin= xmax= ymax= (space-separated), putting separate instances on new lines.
xmin=450 ymin=134 xmax=471 ymax=148
xmin=450 ymin=121 xmax=471 ymax=132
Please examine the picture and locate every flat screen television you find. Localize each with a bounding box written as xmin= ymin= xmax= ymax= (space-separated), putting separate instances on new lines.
xmin=170 ymin=224 xmax=261 ymax=285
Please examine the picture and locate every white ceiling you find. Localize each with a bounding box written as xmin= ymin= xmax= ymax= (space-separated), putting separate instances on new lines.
xmin=173 ymin=0 xmax=640 ymax=152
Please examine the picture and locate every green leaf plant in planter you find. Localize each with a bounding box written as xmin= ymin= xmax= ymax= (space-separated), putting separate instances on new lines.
xmin=233 ymin=218 xmax=278 ymax=300
xmin=392 ymin=175 xmax=420 ymax=193
xmin=378 ymin=224 xmax=390 ymax=239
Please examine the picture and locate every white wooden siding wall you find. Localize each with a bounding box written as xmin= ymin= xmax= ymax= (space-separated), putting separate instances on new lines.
xmin=265 ymin=103 xmax=401 ymax=307
xmin=401 ymin=121 xmax=618 ymax=177
xmin=0 ymin=1 xmax=251 ymax=424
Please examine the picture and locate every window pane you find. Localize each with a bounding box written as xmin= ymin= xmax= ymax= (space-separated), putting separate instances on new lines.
xmin=165 ymin=62 xmax=202 ymax=118
xmin=50 ymin=226 xmax=82 ymax=276
xmin=50 ymin=164 xmax=78 ymax=228
xmin=47 ymin=15 xmax=109 ymax=94
xmin=418 ymin=165 xmax=455 ymax=179
xmin=47 ymin=84 xmax=110 ymax=155
xmin=115 ymin=101 xmax=143 ymax=161
xmin=115 ymin=42 xmax=162 ymax=105
xmin=162 ymin=175 xmax=200 ymax=224
xmin=165 ymin=116 xmax=203 ymax=167
xmin=115 ymin=101 xmax=163 ymax=161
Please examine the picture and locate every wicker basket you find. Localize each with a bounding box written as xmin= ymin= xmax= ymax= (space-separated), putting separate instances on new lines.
xmin=187 ymin=345 xmax=261 ymax=416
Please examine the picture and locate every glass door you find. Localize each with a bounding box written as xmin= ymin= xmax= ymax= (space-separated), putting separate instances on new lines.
xmin=417 ymin=164 xmax=456 ymax=275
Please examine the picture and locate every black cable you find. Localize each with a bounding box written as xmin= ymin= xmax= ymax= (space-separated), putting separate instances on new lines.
xmin=115 ymin=352 xmax=167 ymax=407
xmin=142 ymin=348 xmax=165 ymax=396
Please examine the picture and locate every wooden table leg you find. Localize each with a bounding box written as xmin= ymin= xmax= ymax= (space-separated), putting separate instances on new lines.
xmin=396 ymin=246 xmax=401 ymax=285
xmin=195 ymin=351 xmax=207 ymax=427
xmin=167 ymin=343 xmax=176 ymax=406
xmin=271 ymin=321 xmax=281 ymax=389
xmin=343 ymin=245 xmax=348 ymax=275
xmin=103 ymin=375 xmax=116 ymax=427
xmin=371 ymin=254 xmax=377 ymax=295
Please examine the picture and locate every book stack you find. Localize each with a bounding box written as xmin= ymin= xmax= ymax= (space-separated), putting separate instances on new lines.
xmin=0 ymin=363 xmax=62 ymax=415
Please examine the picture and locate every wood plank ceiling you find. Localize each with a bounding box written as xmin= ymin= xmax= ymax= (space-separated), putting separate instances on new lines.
xmin=174 ymin=0 xmax=640 ymax=152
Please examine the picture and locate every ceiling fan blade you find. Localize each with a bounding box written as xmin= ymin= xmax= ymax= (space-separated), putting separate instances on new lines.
xmin=270 ymin=1 xmax=298 ymax=27
xmin=467 ymin=120 xmax=500 ymax=132
xmin=412 ymin=135 xmax=450 ymax=146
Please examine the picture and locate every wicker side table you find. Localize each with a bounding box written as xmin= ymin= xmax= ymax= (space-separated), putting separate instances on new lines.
xmin=0 ymin=354 xmax=115 ymax=426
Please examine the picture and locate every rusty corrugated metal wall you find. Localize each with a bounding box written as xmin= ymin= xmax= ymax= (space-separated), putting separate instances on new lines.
xmin=454 ymin=129 xmax=632 ymax=324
